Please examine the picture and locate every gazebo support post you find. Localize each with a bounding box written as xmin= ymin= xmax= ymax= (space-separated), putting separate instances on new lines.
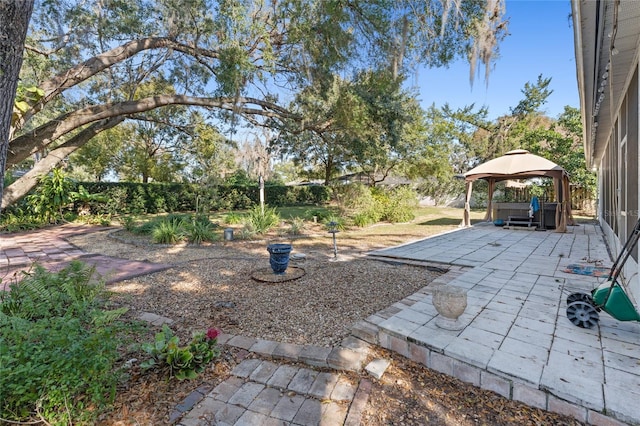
xmin=484 ymin=178 xmax=496 ymax=222
xmin=462 ymin=181 xmax=473 ymax=227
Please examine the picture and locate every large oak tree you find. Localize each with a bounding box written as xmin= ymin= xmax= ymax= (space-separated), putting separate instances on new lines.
xmin=2 ymin=0 xmax=507 ymax=210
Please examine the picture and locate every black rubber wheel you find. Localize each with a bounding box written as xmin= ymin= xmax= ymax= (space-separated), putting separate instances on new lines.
xmin=567 ymin=292 xmax=594 ymax=306
xmin=566 ymin=301 xmax=600 ymax=328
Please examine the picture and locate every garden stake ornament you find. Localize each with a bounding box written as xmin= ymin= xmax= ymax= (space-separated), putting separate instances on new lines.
xmin=328 ymin=221 xmax=339 ymax=259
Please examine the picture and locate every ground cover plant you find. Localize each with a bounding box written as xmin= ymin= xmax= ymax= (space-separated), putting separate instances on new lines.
xmin=0 ymin=260 xmax=225 ymax=425
xmin=140 ymin=325 xmax=221 ymax=380
xmin=0 ymin=262 xmax=130 ymax=424
xmin=124 ymin=213 xmax=220 ymax=245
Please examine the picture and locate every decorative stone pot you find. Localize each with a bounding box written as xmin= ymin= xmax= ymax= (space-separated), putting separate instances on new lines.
xmin=432 ymin=285 xmax=467 ymax=331
xmin=267 ymin=243 xmax=293 ymax=275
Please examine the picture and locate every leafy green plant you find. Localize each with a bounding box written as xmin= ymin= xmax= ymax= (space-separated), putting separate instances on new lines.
xmin=529 ymin=183 xmax=546 ymax=198
xmin=152 ymin=217 xmax=185 ymax=244
xmin=287 ymin=217 xmax=306 ymax=235
xmin=237 ymin=223 xmax=257 ymax=240
xmin=333 ymin=183 xmax=375 ymax=215
xmin=244 ymin=205 xmax=280 ymax=234
xmin=103 ymin=187 xmax=130 ymax=215
xmin=0 ymin=262 xmax=130 ymax=424
xmin=75 ymin=213 xmax=112 ymax=226
xmin=133 ymin=220 xmax=156 ymax=235
xmin=0 ymin=209 xmax=43 ymax=232
xmin=223 ymin=212 xmax=244 ymax=224
xmin=130 ymin=214 xmax=219 ymax=244
xmin=122 ymin=216 xmax=137 ymax=232
xmin=70 ymin=184 xmax=108 ymax=216
xmin=219 ymin=188 xmax=253 ymax=210
xmin=303 ymin=208 xmax=333 ymax=222
xmin=140 ymin=325 xmax=221 ymax=380
xmin=26 ymin=168 xmax=76 ymax=223
xmin=381 ymin=187 xmax=418 ymax=223
xmin=131 ymin=186 xmax=148 ymax=214
xmin=353 ymin=212 xmax=377 ymax=227
xmin=185 ymin=218 xmax=219 ymax=244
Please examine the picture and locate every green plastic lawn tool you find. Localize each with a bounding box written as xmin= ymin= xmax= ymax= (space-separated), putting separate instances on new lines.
xmin=566 ymin=217 xmax=640 ymax=328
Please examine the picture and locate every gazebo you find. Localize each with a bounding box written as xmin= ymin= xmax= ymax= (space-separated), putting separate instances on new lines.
xmin=461 ymin=149 xmax=573 ymax=232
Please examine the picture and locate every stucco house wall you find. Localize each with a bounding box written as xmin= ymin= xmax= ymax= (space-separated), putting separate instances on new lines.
xmin=572 ymin=0 xmax=640 ymax=304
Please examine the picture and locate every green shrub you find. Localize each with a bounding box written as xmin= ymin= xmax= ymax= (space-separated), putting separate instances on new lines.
xmin=152 ymin=218 xmax=185 ymax=244
xmin=215 ymin=187 xmax=253 ymax=210
xmin=303 ymin=208 xmax=333 ymax=222
xmin=122 ymin=216 xmax=137 ymax=232
xmin=165 ymin=213 xmax=191 ymax=223
xmin=70 ymin=182 xmax=328 ymax=216
xmin=133 ymin=220 xmax=156 ymax=235
xmin=74 ymin=213 xmax=112 ymax=226
xmin=223 ymin=212 xmax=244 ymax=224
xmin=333 ymin=183 xmax=374 ymax=215
xmin=237 ymin=223 xmax=257 ymax=240
xmin=381 ymin=187 xmax=418 ymax=223
xmin=332 ymin=183 xmax=386 ymax=225
xmin=244 ymin=205 xmax=280 ymax=234
xmin=81 ymin=182 xmax=198 ymax=215
xmin=103 ymin=187 xmax=129 ymax=215
xmin=287 ymin=217 xmax=306 ymax=235
xmin=70 ymin=185 xmax=108 ymax=216
xmin=0 ymin=209 xmax=44 ymax=232
xmin=130 ymin=186 xmax=148 ymax=214
xmin=130 ymin=214 xmax=218 ymax=245
xmin=154 ymin=195 xmax=167 ymax=213
xmin=352 ymin=212 xmax=377 ymax=227
xmin=185 ymin=218 xmax=219 ymax=244
xmin=292 ymin=185 xmax=331 ymax=204
xmin=0 ymin=262 xmax=129 ymax=424
xmin=26 ymin=168 xmax=76 ymax=223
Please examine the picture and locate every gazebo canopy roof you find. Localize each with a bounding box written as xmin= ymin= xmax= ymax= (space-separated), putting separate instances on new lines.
xmin=463 ymin=149 xmax=567 ymax=182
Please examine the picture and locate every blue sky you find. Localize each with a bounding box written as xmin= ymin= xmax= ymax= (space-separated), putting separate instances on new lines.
xmin=411 ymin=0 xmax=578 ymax=120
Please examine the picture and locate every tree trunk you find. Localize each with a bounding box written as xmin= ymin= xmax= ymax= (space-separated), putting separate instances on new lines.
xmin=323 ymin=154 xmax=334 ymax=186
xmin=0 ymin=0 xmax=34 ymax=215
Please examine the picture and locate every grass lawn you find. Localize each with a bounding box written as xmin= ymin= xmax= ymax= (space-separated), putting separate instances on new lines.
xmin=124 ymin=204 xmax=488 ymax=254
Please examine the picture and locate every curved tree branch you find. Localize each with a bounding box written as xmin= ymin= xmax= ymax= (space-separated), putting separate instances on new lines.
xmin=2 ymin=117 xmax=124 ymax=208
xmin=8 ymin=94 xmax=298 ymax=167
xmin=14 ymin=37 xmax=224 ymax=131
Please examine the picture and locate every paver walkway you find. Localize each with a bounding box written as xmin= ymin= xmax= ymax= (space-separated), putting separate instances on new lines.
xmin=175 ymin=334 xmax=373 ymax=426
xmin=0 ymin=224 xmax=171 ymax=289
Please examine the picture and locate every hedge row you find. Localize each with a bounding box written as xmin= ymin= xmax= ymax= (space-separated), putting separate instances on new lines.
xmin=78 ymin=182 xmax=331 ymax=215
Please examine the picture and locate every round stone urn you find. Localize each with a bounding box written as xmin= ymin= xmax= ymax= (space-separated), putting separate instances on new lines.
xmin=267 ymin=243 xmax=293 ymax=275
xmin=433 ymin=285 xmax=467 ymax=330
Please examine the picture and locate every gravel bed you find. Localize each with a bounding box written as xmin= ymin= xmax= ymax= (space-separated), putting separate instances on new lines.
xmin=68 ymin=230 xmax=440 ymax=347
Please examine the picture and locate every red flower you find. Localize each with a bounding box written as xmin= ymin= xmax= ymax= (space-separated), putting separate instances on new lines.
xmin=206 ymin=328 xmax=220 ymax=340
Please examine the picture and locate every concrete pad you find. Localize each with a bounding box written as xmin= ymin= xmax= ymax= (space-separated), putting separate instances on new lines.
xmin=366 ymin=224 xmax=640 ymax=425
